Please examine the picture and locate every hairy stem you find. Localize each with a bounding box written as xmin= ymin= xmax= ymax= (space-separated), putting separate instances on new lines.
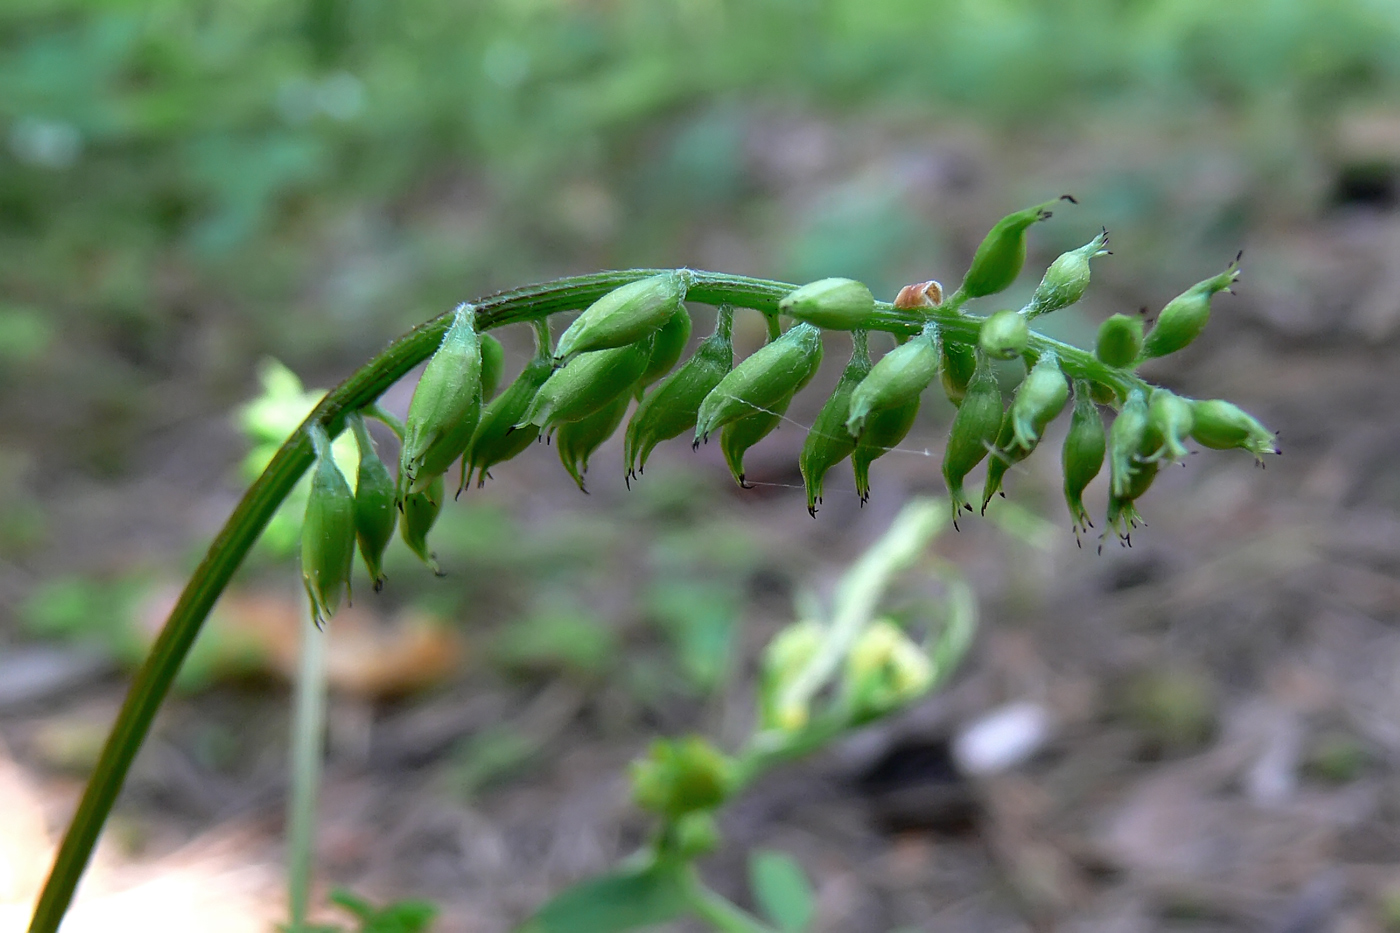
xmin=27 ymin=268 xmax=1142 ymax=932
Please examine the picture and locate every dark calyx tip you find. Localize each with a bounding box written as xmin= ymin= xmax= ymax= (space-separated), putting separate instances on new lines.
xmin=1060 ymin=194 xmax=1078 ymax=204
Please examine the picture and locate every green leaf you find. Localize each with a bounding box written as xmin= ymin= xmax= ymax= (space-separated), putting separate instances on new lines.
xmin=748 ymin=850 xmax=815 ymax=933
xmin=328 ymin=888 xmax=438 ymax=933
xmin=515 ymin=860 xmax=689 ymax=933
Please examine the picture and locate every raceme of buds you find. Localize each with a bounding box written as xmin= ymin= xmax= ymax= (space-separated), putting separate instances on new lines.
xmin=846 ymin=323 xmax=938 ymax=435
xmin=844 ymin=619 xmax=934 ymax=724
xmin=637 ymin=303 xmax=692 ymax=392
xmin=401 ymin=474 xmax=446 ymax=576
xmin=399 ymin=305 xmax=483 ymax=499
xmin=943 ymin=351 xmax=1004 ymax=519
xmin=1144 ymin=389 xmax=1194 ymax=464
xmin=1010 ymin=354 xmax=1070 ymax=451
xmin=720 ymin=402 xmax=789 ymax=488
xmin=1189 ymin=399 xmax=1278 ymax=460
xmin=693 ymin=322 xmax=822 ymax=444
xmin=778 ymin=277 xmax=876 ymax=331
xmin=800 ymin=333 xmax=871 ymax=516
xmin=1108 ymin=389 xmax=1150 ymax=499
xmin=1027 ymin=228 xmax=1110 ymax=317
xmin=625 ymin=308 xmax=734 ymax=479
xmin=1141 ymin=256 xmax=1241 ymax=360
xmin=630 ymin=736 xmax=734 ymax=818
xmin=556 ymin=393 xmax=629 ymax=493
xmin=958 ymin=196 xmax=1071 ymax=299
xmin=940 ymin=337 xmax=977 ymax=407
xmin=760 ymin=620 xmax=825 ymax=732
xmin=1096 ymin=313 xmax=1144 ymax=369
xmin=1062 ymin=381 xmax=1106 ymax=534
xmin=554 ymin=272 xmax=686 ymax=360
xmin=349 ymin=414 xmax=396 ymax=591
xmin=978 ymin=309 xmax=1030 ymax=360
xmin=463 ymin=319 xmax=553 ymax=490
xmin=852 ymin=399 xmax=920 ymax=504
xmin=480 ymin=333 xmax=505 ymax=401
xmin=522 ymin=336 xmax=653 ymax=431
xmin=302 ymin=425 xmax=356 ymax=627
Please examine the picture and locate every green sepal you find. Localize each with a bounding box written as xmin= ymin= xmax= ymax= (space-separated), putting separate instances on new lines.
xmin=1027 ymin=228 xmax=1110 ymax=317
xmin=799 ymin=332 xmax=872 ymax=516
xmin=1143 ymin=388 xmax=1194 ymax=464
xmin=1107 ymin=388 xmax=1150 ymax=499
xmin=348 ymin=413 xmax=396 ymax=591
xmin=1061 ymin=380 xmax=1106 ymax=535
xmin=851 ymin=397 xmax=920 ymax=504
xmin=957 ymin=196 xmax=1070 ymax=299
xmin=624 ymin=308 xmax=734 ymax=479
xmin=1141 ymin=256 xmax=1240 ymax=360
xmin=942 ymin=350 xmax=1003 ymax=521
xmin=939 ymin=336 xmax=977 ymax=407
xmin=556 ymin=393 xmax=630 ymax=493
xmin=719 ymin=401 xmax=789 ymax=489
xmin=1188 ymin=399 xmax=1277 ymax=460
xmin=845 ymin=322 xmax=937 ymax=435
xmin=693 ymin=322 xmax=822 ymax=444
xmin=399 ymin=305 xmax=483 ymax=499
xmin=401 ymin=474 xmax=446 ymax=576
xmin=1009 ymin=354 xmax=1069 ymax=450
xmin=555 ymin=272 xmax=685 ymax=360
xmin=302 ymin=425 xmax=356 ymax=626
xmin=637 ymin=303 xmax=692 ymax=392
xmin=1096 ymin=313 xmax=1144 ymax=369
xmin=522 ymin=337 xmax=653 ymax=431
xmin=480 ymin=333 xmax=505 ymax=400
xmin=978 ymin=309 xmax=1030 ymax=360
xmin=778 ymin=277 xmax=876 ymax=331
xmin=464 ymin=319 xmax=554 ymax=491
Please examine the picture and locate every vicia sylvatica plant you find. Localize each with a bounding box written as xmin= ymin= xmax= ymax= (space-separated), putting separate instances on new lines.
xmin=27 ymin=200 xmax=1276 ymax=933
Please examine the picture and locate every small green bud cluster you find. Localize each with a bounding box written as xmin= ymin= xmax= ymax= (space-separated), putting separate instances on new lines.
xmin=296 ymin=208 xmax=1278 ymax=597
xmin=629 ymin=736 xmax=734 ymax=818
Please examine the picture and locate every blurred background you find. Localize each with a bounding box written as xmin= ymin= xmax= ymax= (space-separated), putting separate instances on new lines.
xmin=2 ymin=0 xmax=1400 ymax=930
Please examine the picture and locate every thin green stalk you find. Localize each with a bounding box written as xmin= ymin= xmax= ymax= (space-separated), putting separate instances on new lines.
xmin=27 ymin=269 xmax=1142 ymax=933
xmin=286 ymin=600 xmax=329 ymax=930
xmin=682 ymin=868 xmax=779 ymax=933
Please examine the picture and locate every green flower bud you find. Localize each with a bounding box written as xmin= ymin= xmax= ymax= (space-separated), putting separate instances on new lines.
xmin=1107 ymin=389 xmax=1150 ymax=499
xmin=556 ymin=393 xmax=629 ymax=493
xmin=630 ymin=736 xmax=734 ymax=818
xmin=846 ymin=323 xmax=938 ymax=435
xmin=349 ymin=413 xmax=396 ymax=591
xmin=636 ymin=303 xmax=692 ymax=392
xmin=958 ymin=196 xmax=1071 ymax=299
xmin=521 ymin=336 xmax=653 ymax=431
xmin=1061 ymin=380 xmax=1106 ymax=535
xmin=1096 ymin=313 xmax=1144 ymax=369
xmin=554 ymin=272 xmax=686 ymax=360
xmin=1189 ymin=399 xmax=1278 ymax=460
xmin=1143 ymin=389 xmax=1194 ymax=464
xmin=693 ymin=322 xmax=822 ymax=444
xmin=400 ymin=305 xmax=483 ymax=498
xmin=1105 ymin=457 xmax=1159 ymax=546
xmin=979 ymin=355 xmax=1067 ymax=511
xmin=1010 ymin=354 xmax=1070 ymax=450
xmin=480 ymin=333 xmax=505 ymax=400
xmin=981 ymin=412 xmax=1023 ymax=513
xmin=401 ymin=473 xmax=445 ymax=576
xmin=800 ymin=333 xmax=872 ymax=516
xmin=760 ymin=620 xmax=825 ymax=732
xmin=302 ymin=425 xmax=356 ymax=627
xmin=463 ymin=319 xmax=553 ymax=490
xmin=625 ymin=308 xmax=734 ymax=480
xmin=845 ymin=619 xmax=934 ymax=723
xmin=778 ymin=277 xmax=876 ymax=330
xmin=943 ymin=350 xmax=1003 ymax=521
xmin=1141 ymin=255 xmax=1240 ymax=360
xmin=851 ymin=397 xmax=920 ymax=504
xmin=939 ymin=337 xmax=977 ymax=408
xmin=1028 ymin=228 xmax=1110 ymax=317
xmin=719 ymin=400 xmax=789 ymax=489
xmin=978 ymin=309 xmax=1030 ymax=360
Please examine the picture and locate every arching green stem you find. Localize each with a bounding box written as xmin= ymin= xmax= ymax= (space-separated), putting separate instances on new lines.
xmin=26 ymin=268 xmax=1144 ymax=933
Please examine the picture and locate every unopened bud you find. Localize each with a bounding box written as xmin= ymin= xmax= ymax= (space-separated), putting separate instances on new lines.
xmin=1010 ymin=354 xmax=1069 ymax=450
xmin=555 ymin=393 xmax=629 ymax=493
xmin=1029 ymin=228 xmax=1110 ymax=317
xmin=400 ymin=305 xmax=483 ymax=498
xmin=800 ymin=333 xmax=871 ymax=516
xmin=555 ymin=272 xmax=685 ymax=360
xmin=1144 ymin=389 xmax=1194 ymax=464
xmin=940 ymin=337 xmax=977 ymax=407
xmin=779 ymin=278 xmax=876 ymax=331
xmin=846 ymin=322 xmax=938 ymax=435
xmin=349 ymin=414 xmax=396 ymax=591
xmin=979 ymin=309 xmax=1030 ymax=360
xmin=943 ymin=351 xmax=1004 ymax=520
xmin=852 ymin=398 xmax=920 ymax=504
xmin=958 ymin=196 xmax=1071 ymax=299
xmin=401 ymin=474 xmax=445 ymax=576
xmin=630 ymin=736 xmax=734 ymax=818
xmin=1095 ymin=313 xmax=1144 ymax=369
xmin=1107 ymin=389 xmax=1150 ymax=499
xmin=302 ymin=425 xmax=356 ymax=626
xmin=464 ymin=319 xmax=552 ymax=490
xmin=1141 ymin=256 xmax=1240 ymax=360
xmin=1189 ymin=399 xmax=1278 ymax=461
xmin=1061 ymin=381 xmax=1105 ymax=534
xmin=522 ymin=336 xmax=652 ymax=431
xmin=694 ymin=323 xmax=822 ymax=444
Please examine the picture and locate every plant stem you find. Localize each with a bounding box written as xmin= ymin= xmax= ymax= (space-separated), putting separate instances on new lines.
xmin=286 ymin=599 xmax=329 ymax=930
xmin=682 ymin=868 xmax=779 ymax=933
xmin=27 ymin=268 xmax=1146 ymax=933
